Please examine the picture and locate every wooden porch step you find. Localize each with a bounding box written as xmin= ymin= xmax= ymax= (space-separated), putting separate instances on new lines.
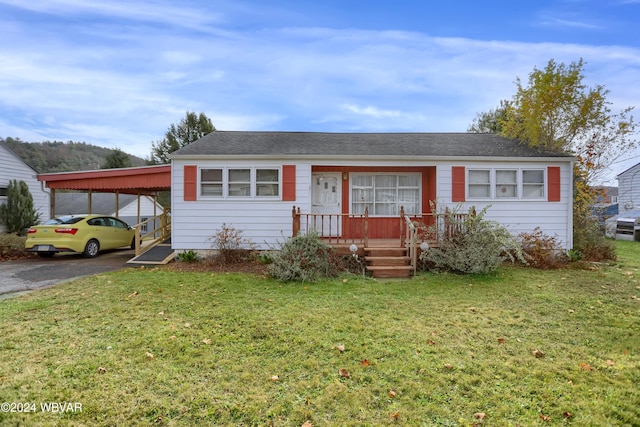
xmin=365 ymin=256 xmax=411 ymax=266
xmin=365 ymin=247 xmax=407 ymax=257
xmin=365 ymin=265 xmax=413 ymax=279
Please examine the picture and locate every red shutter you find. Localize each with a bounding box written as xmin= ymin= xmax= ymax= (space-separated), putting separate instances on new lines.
xmin=547 ymin=166 xmax=561 ymax=202
xmin=452 ymin=166 xmax=466 ymax=202
xmin=282 ymin=165 xmax=296 ymax=201
xmin=184 ymin=165 xmax=197 ymax=201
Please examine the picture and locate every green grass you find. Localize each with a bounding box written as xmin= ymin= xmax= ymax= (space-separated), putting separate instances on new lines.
xmin=0 ymin=242 xmax=639 ymax=426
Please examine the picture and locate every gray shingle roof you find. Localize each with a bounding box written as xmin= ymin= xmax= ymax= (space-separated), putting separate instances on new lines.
xmin=171 ymin=131 xmax=573 ymax=159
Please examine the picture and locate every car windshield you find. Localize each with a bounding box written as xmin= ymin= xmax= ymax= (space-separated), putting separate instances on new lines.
xmin=43 ymin=216 xmax=86 ymax=225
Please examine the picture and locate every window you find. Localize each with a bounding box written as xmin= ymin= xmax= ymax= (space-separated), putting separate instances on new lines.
xmin=0 ymin=187 xmax=7 ymax=197
xmin=522 ymin=170 xmax=544 ymax=199
xmin=467 ymin=168 xmax=546 ymax=200
xmin=351 ymin=173 xmax=420 ymax=216
xmin=200 ymin=167 xmax=280 ymax=198
xmin=201 ymin=169 xmax=223 ymax=196
xmin=256 ymin=169 xmax=279 ymax=196
xmin=468 ymin=170 xmax=490 ymax=198
xmin=228 ymin=169 xmax=251 ymax=197
xmin=496 ymin=170 xmax=517 ymax=198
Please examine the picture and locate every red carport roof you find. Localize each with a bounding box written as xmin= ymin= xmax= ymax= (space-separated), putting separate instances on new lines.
xmin=37 ymin=165 xmax=171 ymax=195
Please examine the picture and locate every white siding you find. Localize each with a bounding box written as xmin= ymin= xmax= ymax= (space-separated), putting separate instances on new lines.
xmin=436 ymin=161 xmax=573 ymax=249
xmin=172 ymin=160 xmax=312 ymax=250
xmin=0 ymin=144 xmax=50 ymax=231
xmin=617 ymin=163 xmax=640 ymax=214
xmin=172 ymin=158 xmax=573 ymax=251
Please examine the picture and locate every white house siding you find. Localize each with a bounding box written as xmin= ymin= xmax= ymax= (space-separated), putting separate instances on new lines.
xmin=435 ymin=160 xmax=573 ymax=250
xmin=172 ymin=158 xmax=573 ymax=251
xmin=0 ymin=144 xmax=50 ymax=232
xmin=617 ymin=163 xmax=640 ymax=214
xmin=172 ymin=160 xmax=312 ymax=250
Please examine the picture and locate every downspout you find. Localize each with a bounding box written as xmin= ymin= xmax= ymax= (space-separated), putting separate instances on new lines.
xmin=568 ymin=160 xmax=574 ymax=250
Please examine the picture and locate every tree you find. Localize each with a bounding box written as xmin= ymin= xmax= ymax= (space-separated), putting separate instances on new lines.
xmin=150 ymin=112 xmax=215 ymax=164
xmin=468 ymin=100 xmax=511 ymax=134
xmin=0 ymin=180 xmax=40 ymax=234
xmin=101 ymin=148 xmax=133 ymax=169
xmin=471 ymin=58 xmax=638 ymax=260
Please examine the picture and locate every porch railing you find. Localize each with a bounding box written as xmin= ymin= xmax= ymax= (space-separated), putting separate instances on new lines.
xmin=133 ymin=210 xmax=171 ymax=257
xmin=292 ymin=205 xmax=369 ymax=246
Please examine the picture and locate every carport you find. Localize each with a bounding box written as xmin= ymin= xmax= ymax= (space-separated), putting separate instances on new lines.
xmin=36 ymin=165 xmax=173 ymax=262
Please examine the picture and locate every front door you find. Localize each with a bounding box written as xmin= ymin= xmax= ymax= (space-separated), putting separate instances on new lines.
xmin=311 ymin=173 xmax=341 ymax=236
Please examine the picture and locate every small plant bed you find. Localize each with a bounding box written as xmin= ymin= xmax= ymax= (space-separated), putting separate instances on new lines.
xmin=0 ymin=241 xmax=638 ymax=426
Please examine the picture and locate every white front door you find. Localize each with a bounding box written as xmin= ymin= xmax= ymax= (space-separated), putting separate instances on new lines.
xmin=311 ymin=173 xmax=341 ymax=236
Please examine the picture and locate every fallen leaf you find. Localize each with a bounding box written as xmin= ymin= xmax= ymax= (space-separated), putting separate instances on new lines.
xmin=336 ymin=345 xmax=345 ymax=353
xmin=533 ymin=349 xmax=545 ymax=358
xmin=605 ymin=359 xmax=615 ymax=366
xmin=202 ymin=338 xmax=212 ymax=345
xmin=305 ymin=396 xmax=310 ymax=405
xmin=579 ymin=363 xmax=592 ymax=371
xmin=563 ymin=411 xmax=574 ymax=419
xmin=444 ymin=363 xmax=453 ymax=369
xmin=301 ymin=421 xmax=313 ymax=427
xmin=497 ymin=337 xmax=505 ymax=344
xmin=339 ymin=368 xmax=350 ymax=378
xmin=145 ymin=352 xmax=154 ymax=359
xmin=184 ymin=323 xmax=191 ymax=328
xmin=389 ymin=390 xmax=397 ymax=398
xmin=270 ymin=375 xmax=279 ymax=382
xmin=428 ymin=339 xmax=436 ymax=345
xmin=157 ymin=311 xmax=164 ymax=316
xmin=361 ymin=359 xmax=370 ymax=367
xmin=97 ymin=366 xmax=106 ymax=374
xmin=342 ymin=279 xmax=348 ymax=283
xmin=391 ymin=412 xmax=399 ymax=420
xmin=568 ymin=309 xmax=575 ymax=313
xmin=474 ymin=412 xmax=486 ymax=420
xmin=540 ymin=414 xmax=551 ymax=421
xmin=169 ymin=335 xmax=176 ymax=340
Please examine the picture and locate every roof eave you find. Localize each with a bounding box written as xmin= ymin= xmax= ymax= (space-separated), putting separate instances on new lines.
xmin=171 ymin=154 xmax=576 ymax=162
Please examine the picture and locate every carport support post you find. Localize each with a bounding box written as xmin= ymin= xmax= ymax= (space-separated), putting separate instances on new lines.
xmin=87 ymin=189 xmax=92 ymax=214
xmin=50 ymin=188 xmax=56 ymax=218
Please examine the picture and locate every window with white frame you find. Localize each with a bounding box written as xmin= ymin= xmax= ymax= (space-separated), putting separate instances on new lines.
xmin=468 ymin=170 xmax=491 ymax=198
xmin=200 ymin=167 xmax=280 ymax=198
xmin=351 ymin=173 xmax=420 ymax=216
xmin=467 ymin=168 xmax=545 ymax=200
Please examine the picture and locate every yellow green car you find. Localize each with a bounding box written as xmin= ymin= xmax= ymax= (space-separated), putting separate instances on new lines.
xmin=25 ymin=214 xmax=136 ymax=258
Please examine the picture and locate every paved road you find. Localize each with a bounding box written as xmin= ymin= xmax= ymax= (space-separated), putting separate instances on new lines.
xmin=0 ymin=249 xmax=135 ymax=299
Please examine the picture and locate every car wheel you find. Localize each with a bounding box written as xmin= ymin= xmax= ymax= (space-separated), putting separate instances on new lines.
xmin=83 ymin=239 xmax=100 ymax=258
xmin=38 ymin=251 xmax=55 ymax=258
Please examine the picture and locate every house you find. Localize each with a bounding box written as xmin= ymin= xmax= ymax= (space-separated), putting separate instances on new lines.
xmin=616 ymin=162 xmax=640 ymax=214
xmin=170 ymin=131 xmax=575 ymax=252
xmin=55 ymin=192 xmax=165 ymax=233
xmin=0 ymin=140 xmax=51 ymax=231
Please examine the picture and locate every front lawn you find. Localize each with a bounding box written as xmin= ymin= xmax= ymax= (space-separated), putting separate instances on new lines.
xmin=0 ymin=242 xmax=638 ymax=426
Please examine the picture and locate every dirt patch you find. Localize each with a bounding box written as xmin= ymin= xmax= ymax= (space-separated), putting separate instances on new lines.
xmin=164 ymin=258 xmax=270 ymax=275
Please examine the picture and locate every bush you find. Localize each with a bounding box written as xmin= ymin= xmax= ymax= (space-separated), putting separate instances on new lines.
xmin=518 ymin=228 xmax=569 ymax=269
xmin=208 ymin=223 xmax=255 ymax=265
xmin=268 ymin=231 xmax=337 ymax=282
xmin=573 ymin=218 xmax=616 ymax=262
xmin=420 ymin=206 xmax=525 ymax=274
xmin=176 ymin=249 xmax=200 ymax=263
xmin=0 ymin=233 xmax=30 ymax=260
xmin=0 ymin=180 xmax=40 ymax=234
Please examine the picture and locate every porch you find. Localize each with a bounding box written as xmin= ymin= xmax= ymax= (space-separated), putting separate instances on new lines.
xmin=292 ymin=205 xmax=467 ymax=278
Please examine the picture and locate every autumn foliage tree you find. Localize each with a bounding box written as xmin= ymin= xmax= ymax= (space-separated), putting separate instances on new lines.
xmin=470 ymin=59 xmax=638 ymax=259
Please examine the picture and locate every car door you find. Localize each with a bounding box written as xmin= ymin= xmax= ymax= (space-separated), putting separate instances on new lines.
xmin=107 ymin=217 xmax=133 ymax=248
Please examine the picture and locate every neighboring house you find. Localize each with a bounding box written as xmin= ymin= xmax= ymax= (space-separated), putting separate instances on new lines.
xmin=170 ymin=131 xmax=575 ymax=251
xmin=617 ymin=162 xmax=640 ymax=214
xmin=55 ymin=192 xmax=165 ymax=233
xmin=0 ymin=140 xmax=51 ymax=231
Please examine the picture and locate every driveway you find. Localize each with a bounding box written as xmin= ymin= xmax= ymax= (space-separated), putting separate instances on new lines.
xmin=0 ymin=249 xmax=135 ymax=299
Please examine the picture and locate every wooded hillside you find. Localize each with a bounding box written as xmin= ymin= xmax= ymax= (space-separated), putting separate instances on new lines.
xmin=1 ymin=137 xmax=147 ymax=173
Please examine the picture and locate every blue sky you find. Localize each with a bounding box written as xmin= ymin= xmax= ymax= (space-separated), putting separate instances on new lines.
xmin=0 ymin=0 xmax=639 ymax=184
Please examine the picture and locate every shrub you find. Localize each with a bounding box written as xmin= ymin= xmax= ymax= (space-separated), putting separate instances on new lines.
xmin=420 ymin=206 xmax=525 ymax=274
xmin=0 ymin=180 xmax=40 ymax=234
xmin=176 ymin=249 xmax=200 ymax=263
xmin=208 ymin=223 xmax=255 ymax=265
xmin=0 ymin=233 xmax=29 ymax=260
xmin=268 ymin=231 xmax=337 ymax=282
xmin=573 ymin=218 xmax=616 ymax=262
xmin=518 ymin=228 xmax=569 ymax=269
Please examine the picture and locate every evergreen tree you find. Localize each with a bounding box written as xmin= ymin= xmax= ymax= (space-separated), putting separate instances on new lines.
xmin=0 ymin=180 xmax=40 ymax=234
xmin=150 ymin=112 xmax=215 ymax=164
xmin=101 ymin=148 xmax=133 ymax=169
